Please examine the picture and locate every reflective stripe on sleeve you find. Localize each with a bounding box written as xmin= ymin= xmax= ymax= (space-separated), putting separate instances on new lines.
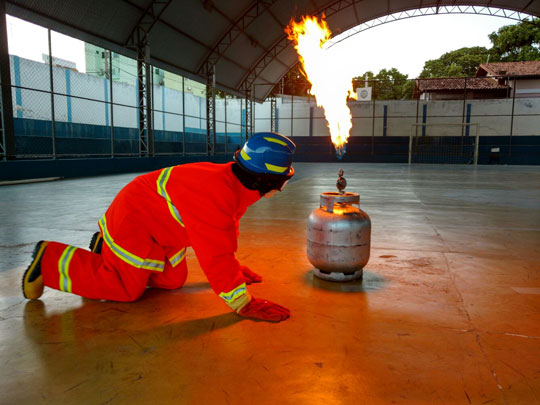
xmin=219 ymin=283 xmax=251 ymax=310
xmin=58 ymin=246 xmax=77 ymax=293
xmin=169 ymin=248 xmax=186 ymax=267
xmin=156 ymin=167 xmax=184 ymax=227
xmin=99 ymin=215 xmax=165 ymax=272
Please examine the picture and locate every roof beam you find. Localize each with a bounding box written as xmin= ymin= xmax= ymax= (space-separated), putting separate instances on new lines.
xmin=119 ymin=0 xmax=250 ymax=77
xmin=239 ymin=0 xmax=361 ymax=94
xmin=196 ymin=0 xmax=282 ymax=76
xmin=521 ymin=0 xmax=534 ymax=12
xmin=123 ymin=0 xmax=172 ymax=48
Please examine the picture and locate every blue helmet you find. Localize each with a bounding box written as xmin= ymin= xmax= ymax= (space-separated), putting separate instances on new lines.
xmin=235 ymin=132 xmax=296 ymax=176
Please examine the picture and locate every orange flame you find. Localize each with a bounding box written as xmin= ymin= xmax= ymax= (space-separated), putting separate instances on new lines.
xmin=286 ymin=15 xmax=357 ymax=159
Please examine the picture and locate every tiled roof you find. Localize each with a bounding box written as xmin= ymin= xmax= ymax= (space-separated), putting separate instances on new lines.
xmin=477 ymin=61 xmax=540 ymax=77
xmin=415 ymin=77 xmax=507 ymax=92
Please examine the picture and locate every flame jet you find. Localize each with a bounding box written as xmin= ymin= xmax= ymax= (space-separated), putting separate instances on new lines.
xmin=286 ymin=15 xmax=357 ymax=159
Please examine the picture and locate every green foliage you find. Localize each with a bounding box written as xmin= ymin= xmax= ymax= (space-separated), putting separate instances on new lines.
xmin=419 ymin=47 xmax=496 ymax=78
xmin=488 ymin=17 xmax=540 ymax=61
xmin=271 ymin=63 xmax=311 ymax=97
xmin=353 ymin=68 xmax=414 ymax=100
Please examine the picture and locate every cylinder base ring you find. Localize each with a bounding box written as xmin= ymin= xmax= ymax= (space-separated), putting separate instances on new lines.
xmin=313 ymin=268 xmax=363 ymax=282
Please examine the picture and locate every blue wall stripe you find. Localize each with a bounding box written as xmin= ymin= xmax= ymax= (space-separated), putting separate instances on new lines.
xmin=275 ymin=108 xmax=279 ymax=132
xmin=8 ymin=118 xmax=540 ymax=168
xmin=465 ymin=103 xmax=471 ymax=136
xmin=13 ymin=56 xmax=22 ymax=118
xmin=383 ymin=105 xmax=388 ymax=137
xmin=422 ymin=104 xmax=427 ymax=137
xmin=104 ymin=78 xmax=109 ymax=126
xmin=65 ymin=69 xmax=72 ymax=123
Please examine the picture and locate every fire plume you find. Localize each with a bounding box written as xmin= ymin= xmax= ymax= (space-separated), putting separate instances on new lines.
xmin=286 ymin=15 xmax=356 ymax=159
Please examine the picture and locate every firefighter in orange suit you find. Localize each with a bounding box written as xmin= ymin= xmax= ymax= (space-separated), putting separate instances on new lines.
xmin=22 ymin=132 xmax=295 ymax=322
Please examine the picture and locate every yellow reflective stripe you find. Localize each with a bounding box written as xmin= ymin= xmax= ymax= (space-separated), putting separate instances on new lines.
xmin=157 ymin=167 xmax=184 ymax=227
xmin=240 ymin=149 xmax=251 ymax=160
xmin=99 ymin=216 xmax=164 ymax=272
xmin=264 ymin=163 xmax=287 ymax=173
xmin=219 ymin=283 xmax=247 ymax=304
xmin=169 ymin=248 xmax=186 ymax=267
xmin=141 ymin=258 xmax=165 ymax=271
xmin=100 ymin=216 xmax=144 ymax=267
xmin=58 ymin=246 xmax=76 ymax=293
xmin=263 ymin=136 xmax=287 ymax=146
xmin=220 ymin=284 xmax=251 ymax=311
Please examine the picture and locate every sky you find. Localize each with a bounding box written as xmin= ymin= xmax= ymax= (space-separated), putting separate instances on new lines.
xmin=6 ymin=12 xmax=520 ymax=79
xmin=6 ymin=15 xmax=87 ymax=73
xmin=329 ymin=13 xmax=519 ymax=78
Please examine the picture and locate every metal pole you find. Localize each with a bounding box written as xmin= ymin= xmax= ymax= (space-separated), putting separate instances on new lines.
xmin=461 ymin=77 xmax=467 ymax=138
xmin=137 ymin=58 xmax=145 ymax=156
xmin=251 ymin=85 xmax=254 ymax=136
xmin=48 ymin=29 xmax=56 ymax=159
xmin=109 ymin=50 xmax=114 ymax=157
xmin=182 ymin=76 xmax=185 ymax=156
xmin=224 ymin=95 xmax=228 ymax=155
xmin=270 ymin=96 xmax=276 ymax=133
xmin=408 ymin=133 xmax=413 ymax=164
xmin=290 ymin=93 xmax=293 ymax=137
xmin=474 ymin=126 xmax=479 ymax=165
xmin=213 ymin=70 xmax=216 ymax=154
xmin=0 ymin=88 xmax=5 ymax=160
xmin=244 ymin=89 xmax=252 ymax=141
xmin=146 ymin=62 xmax=153 ymax=156
xmin=371 ymin=81 xmax=375 ymax=155
xmin=204 ymin=65 xmax=216 ymax=155
xmin=509 ymin=77 xmax=516 ymax=157
xmin=460 ymin=77 xmax=468 ymax=160
xmin=415 ymin=94 xmax=419 ymax=137
xmin=0 ymin=0 xmax=15 ymax=160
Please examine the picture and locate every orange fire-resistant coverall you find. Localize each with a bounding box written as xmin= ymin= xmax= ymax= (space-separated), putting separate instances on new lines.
xmin=40 ymin=162 xmax=261 ymax=310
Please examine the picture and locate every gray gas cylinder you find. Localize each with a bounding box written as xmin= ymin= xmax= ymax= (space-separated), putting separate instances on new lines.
xmin=307 ymin=191 xmax=371 ymax=281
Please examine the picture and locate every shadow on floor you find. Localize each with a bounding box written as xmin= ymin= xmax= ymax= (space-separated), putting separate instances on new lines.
xmin=304 ymin=269 xmax=388 ymax=293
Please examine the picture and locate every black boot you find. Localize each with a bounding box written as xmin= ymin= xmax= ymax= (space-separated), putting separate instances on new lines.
xmin=22 ymin=241 xmax=49 ymax=299
xmin=89 ymin=231 xmax=103 ymax=254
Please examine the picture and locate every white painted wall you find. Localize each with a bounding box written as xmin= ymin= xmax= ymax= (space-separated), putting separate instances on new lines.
xmin=11 ymin=56 xmax=540 ymax=137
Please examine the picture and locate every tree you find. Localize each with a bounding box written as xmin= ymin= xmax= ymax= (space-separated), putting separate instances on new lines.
xmin=353 ymin=68 xmax=414 ymax=100
xmin=489 ymin=18 xmax=540 ymax=61
xmin=352 ymin=71 xmax=375 ymax=91
xmin=419 ymin=47 xmax=496 ymax=78
xmin=271 ymin=63 xmax=311 ymax=97
xmin=277 ymin=65 xmax=414 ymax=100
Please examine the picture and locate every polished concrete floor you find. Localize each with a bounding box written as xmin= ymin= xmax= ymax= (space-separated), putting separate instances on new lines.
xmin=1 ymin=163 xmax=539 ymax=404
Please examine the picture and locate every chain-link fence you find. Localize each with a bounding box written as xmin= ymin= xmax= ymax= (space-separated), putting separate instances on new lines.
xmin=252 ymin=76 xmax=540 ymax=164
xmin=3 ymin=22 xmax=251 ymax=160
xmin=2 ymin=18 xmax=539 ymax=163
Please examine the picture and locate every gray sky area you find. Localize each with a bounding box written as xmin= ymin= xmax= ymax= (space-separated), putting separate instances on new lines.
xmin=7 ymin=13 xmax=520 ymax=79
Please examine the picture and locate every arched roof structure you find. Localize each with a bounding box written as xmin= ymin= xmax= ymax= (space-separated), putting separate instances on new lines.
xmin=6 ymin=0 xmax=540 ymax=101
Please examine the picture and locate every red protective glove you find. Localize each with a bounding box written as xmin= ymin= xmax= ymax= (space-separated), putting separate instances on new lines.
xmin=240 ymin=265 xmax=262 ymax=285
xmin=238 ymin=297 xmax=290 ymax=322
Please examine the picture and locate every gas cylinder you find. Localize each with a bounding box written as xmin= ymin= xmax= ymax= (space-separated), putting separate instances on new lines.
xmin=307 ymin=171 xmax=371 ymax=281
